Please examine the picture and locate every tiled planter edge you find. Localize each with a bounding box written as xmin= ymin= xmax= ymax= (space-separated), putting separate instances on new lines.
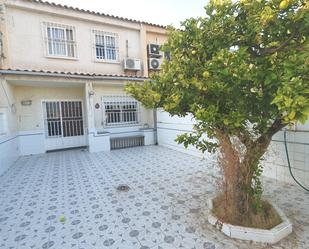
xmin=207 ymin=195 xmax=292 ymax=244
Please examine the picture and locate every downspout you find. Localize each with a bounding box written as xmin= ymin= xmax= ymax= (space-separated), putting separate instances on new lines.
xmin=153 ymin=108 xmax=158 ymax=145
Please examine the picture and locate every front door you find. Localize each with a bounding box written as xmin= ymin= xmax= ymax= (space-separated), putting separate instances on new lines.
xmin=43 ymin=100 xmax=86 ymax=151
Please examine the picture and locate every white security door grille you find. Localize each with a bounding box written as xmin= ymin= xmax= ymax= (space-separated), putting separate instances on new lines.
xmin=43 ymin=101 xmax=86 ymax=150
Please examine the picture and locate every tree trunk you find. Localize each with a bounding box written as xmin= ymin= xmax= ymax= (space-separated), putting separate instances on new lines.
xmin=218 ymin=132 xmax=272 ymax=220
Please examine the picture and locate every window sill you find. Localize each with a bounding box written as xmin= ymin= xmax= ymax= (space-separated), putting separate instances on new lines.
xmin=94 ymin=59 xmax=121 ymax=64
xmin=46 ymin=55 xmax=78 ymax=61
xmin=104 ymin=123 xmax=141 ymax=128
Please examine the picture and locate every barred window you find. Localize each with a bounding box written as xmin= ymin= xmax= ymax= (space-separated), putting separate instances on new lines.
xmin=93 ymin=30 xmax=119 ymax=61
xmin=102 ymin=96 xmax=139 ymax=127
xmin=44 ymin=22 xmax=76 ymax=58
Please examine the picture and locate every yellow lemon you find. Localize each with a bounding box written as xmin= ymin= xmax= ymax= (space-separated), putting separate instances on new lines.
xmin=279 ymin=0 xmax=289 ymax=10
xmin=202 ymin=71 xmax=210 ymax=79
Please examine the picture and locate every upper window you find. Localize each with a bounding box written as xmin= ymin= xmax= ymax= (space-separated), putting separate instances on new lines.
xmin=0 ymin=112 xmax=7 ymax=136
xmin=44 ymin=22 xmax=76 ymax=58
xmin=93 ymin=30 xmax=119 ymax=62
xmin=102 ymin=96 xmax=139 ymax=127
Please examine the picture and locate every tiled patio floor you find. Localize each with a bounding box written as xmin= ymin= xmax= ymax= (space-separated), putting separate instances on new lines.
xmin=0 ymin=146 xmax=308 ymax=249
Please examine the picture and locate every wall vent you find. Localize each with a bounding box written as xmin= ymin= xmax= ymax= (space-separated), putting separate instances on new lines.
xmin=111 ymin=135 xmax=144 ymax=150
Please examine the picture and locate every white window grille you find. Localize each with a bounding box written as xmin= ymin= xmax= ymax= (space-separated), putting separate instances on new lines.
xmin=102 ymin=96 xmax=140 ymax=127
xmin=44 ymin=22 xmax=76 ymax=58
xmin=93 ymin=30 xmax=119 ymax=62
xmin=0 ymin=112 xmax=7 ymax=136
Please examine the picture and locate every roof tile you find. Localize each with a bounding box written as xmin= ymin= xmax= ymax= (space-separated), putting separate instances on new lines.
xmin=1 ymin=68 xmax=148 ymax=80
xmin=24 ymin=0 xmax=166 ymax=29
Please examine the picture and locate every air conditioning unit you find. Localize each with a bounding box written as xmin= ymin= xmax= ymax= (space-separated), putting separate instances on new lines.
xmin=123 ymin=58 xmax=141 ymax=71
xmin=147 ymin=44 xmax=161 ymax=57
xmin=148 ymin=58 xmax=162 ymax=70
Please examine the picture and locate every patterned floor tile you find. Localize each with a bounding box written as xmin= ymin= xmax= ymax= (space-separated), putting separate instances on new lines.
xmin=0 ymin=146 xmax=308 ymax=248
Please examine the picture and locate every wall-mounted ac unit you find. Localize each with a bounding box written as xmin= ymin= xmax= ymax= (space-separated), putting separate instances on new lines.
xmin=148 ymin=58 xmax=162 ymax=70
xmin=123 ymin=58 xmax=141 ymax=71
xmin=147 ymin=44 xmax=161 ymax=57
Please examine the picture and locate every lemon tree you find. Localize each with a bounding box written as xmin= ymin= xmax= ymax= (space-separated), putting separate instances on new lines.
xmin=126 ymin=0 xmax=309 ymax=220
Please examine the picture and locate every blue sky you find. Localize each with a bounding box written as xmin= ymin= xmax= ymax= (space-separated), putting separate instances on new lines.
xmin=49 ymin=0 xmax=208 ymax=27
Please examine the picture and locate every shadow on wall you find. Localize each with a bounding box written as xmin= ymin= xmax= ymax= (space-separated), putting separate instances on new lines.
xmin=0 ymin=135 xmax=19 ymax=176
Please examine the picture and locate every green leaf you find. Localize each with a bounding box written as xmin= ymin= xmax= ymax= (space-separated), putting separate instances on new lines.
xmin=301 ymin=106 xmax=309 ymax=116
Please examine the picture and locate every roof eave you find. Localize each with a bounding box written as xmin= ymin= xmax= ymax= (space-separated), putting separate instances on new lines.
xmin=17 ymin=0 xmax=167 ymax=29
xmin=0 ymin=69 xmax=148 ymax=81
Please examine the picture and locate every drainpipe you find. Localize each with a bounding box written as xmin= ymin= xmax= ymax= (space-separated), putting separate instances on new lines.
xmin=139 ymin=23 xmax=148 ymax=78
xmin=153 ymin=108 xmax=158 ymax=145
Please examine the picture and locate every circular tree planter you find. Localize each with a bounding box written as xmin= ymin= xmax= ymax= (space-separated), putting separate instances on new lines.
xmin=207 ymin=196 xmax=292 ymax=244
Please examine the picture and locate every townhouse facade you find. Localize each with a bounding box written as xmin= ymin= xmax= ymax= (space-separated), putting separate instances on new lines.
xmin=0 ymin=0 xmax=308 ymax=186
xmin=0 ymin=0 xmax=168 ymax=174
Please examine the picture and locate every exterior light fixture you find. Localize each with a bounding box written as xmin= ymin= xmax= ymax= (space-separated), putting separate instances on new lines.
xmin=21 ymin=100 xmax=32 ymax=106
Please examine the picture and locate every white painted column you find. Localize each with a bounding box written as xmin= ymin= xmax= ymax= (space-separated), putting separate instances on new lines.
xmin=85 ymin=82 xmax=111 ymax=152
xmin=85 ymin=81 xmax=95 ymax=134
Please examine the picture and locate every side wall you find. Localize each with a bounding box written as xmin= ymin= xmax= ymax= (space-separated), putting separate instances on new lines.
xmin=157 ymin=109 xmax=309 ymax=185
xmin=0 ymin=79 xmax=19 ymax=175
xmin=0 ymin=135 xmax=19 ymax=176
xmin=157 ymin=109 xmax=215 ymax=160
xmin=263 ymin=128 xmax=309 ymax=185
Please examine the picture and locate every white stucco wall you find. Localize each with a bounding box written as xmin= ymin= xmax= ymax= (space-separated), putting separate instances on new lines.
xmin=146 ymin=32 xmax=167 ymax=45
xmin=263 ymin=128 xmax=309 ymax=185
xmin=5 ymin=5 xmax=141 ymax=74
xmin=0 ymin=0 xmax=166 ymax=76
xmin=0 ymin=79 xmax=19 ymax=175
xmin=13 ymin=85 xmax=84 ymax=132
xmin=2 ymin=0 xmax=166 ymax=77
xmin=0 ymin=135 xmax=19 ymax=176
xmin=0 ymin=79 xmax=18 ymax=134
xmin=93 ymin=83 xmax=154 ymax=133
xmin=157 ymin=109 xmax=215 ymax=160
xmin=157 ymin=109 xmax=309 ymax=186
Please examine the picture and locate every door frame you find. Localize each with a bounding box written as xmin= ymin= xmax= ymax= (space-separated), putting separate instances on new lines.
xmin=41 ymin=99 xmax=87 ymax=150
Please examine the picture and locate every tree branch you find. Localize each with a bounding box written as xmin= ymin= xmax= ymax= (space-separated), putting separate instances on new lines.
xmin=267 ymin=118 xmax=287 ymax=138
xmin=244 ymin=32 xmax=298 ymax=57
xmin=258 ymin=32 xmax=298 ymax=56
xmin=255 ymin=118 xmax=286 ymax=146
